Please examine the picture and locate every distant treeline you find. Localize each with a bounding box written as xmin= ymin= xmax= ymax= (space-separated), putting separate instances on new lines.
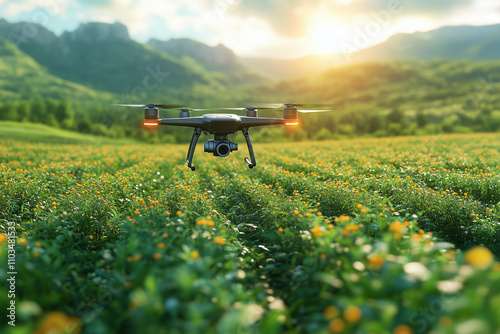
xmin=2 ymin=97 xmax=500 ymax=143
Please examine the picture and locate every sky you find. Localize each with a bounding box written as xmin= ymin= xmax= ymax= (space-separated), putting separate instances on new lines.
xmin=1 ymin=0 xmax=499 ymax=59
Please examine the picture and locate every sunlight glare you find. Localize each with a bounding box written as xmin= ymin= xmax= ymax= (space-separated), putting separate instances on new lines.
xmin=309 ymin=19 xmax=348 ymax=55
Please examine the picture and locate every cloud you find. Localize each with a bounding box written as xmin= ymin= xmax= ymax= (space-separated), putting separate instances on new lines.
xmin=0 ymin=0 xmax=493 ymax=58
xmin=0 ymin=0 xmax=43 ymax=17
xmin=228 ymin=0 xmax=478 ymax=38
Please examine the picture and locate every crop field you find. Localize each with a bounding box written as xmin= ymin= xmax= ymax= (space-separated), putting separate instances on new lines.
xmin=1 ymin=133 xmax=500 ymax=334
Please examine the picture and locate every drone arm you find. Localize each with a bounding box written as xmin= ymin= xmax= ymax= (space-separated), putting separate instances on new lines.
xmin=239 ymin=117 xmax=288 ymax=128
xmin=159 ymin=117 xmax=204 ymax=128
xmin=186 ymin=129 xmax=202 ymax=171
xmin=242 ymin=129 xmax=256 ymax=168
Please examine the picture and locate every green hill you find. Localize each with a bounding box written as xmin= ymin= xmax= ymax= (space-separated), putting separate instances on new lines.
xmin=0 ymin=37 xmax=112 ymax=102
xmin=352 ymin=24 xmax=500 ymax=63
xmin=0 ymin=121 xmax=136 ymax=144
xmin=0 ymin=21 xmax=227 ymax=100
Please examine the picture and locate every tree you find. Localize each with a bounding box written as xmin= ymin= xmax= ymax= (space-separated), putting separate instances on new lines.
xmin=18 ymin=103 xmax=31 ymax=122
xmin=0 ymin=102 xmax=18 ymax=121
xmin=55 ymin=101 xmax=75 ymax=129
xmin=387 ymin=108 xmax=405 ymax=124
xmin=416 ymin=110 xmax=428 ymax=128
xmin=31 ymin=98 xmax=47 ymax=123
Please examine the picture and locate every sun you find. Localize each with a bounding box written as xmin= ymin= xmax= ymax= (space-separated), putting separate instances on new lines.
xmin=309 ymin=19 xmax=349 ymax=55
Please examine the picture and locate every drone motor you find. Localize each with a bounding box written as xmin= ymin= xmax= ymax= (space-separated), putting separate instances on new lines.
xmin=283 ymin=104 xmax=298 ymax=120
xmin=144 ymin=107 xmax=160 ymax=126
xmin=245 ymin=107 xmax=258 ymax=117
xmin=179 ymin=108 xmax=191 ymax=118
xmin=144 ymin=107 xmax=159 ymax=119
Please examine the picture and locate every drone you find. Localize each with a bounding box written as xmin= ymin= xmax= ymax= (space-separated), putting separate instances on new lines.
xmin=114 ymin=103 xmax=329 ymax=171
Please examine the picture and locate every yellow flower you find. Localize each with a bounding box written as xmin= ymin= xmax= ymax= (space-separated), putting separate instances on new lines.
xmin=157 ymin=243 xmax=165 ymax=249
xmin=323 ymin=305 xmax=339 ymax=319
xmin=0 ymin=233 xmax=7 ymax=243
xmin=176 ymin=210 xmax=182 ymax=216
xmin=35 ymin=311 xmax=81 ymax=334
xmin=35 ymin=241 xmax=42 ymax=248
xmin=393 ymin=324 xmax=413 ymax=334
xmin=411 ymin=234 xmax=423 ymax=242
xmin=343 ymin=305 xmax=362 ymax=322
xmin=356 ymin=203 xmax=363 ymax=209
xmin=130 ymin=254 xmax=142 ymax=261
xmin=465 ymin=246 xmax=493 ymax=269
xmin=311 ymin=226 xmax=323 ymax=237
xmin=390 ymin=221 xmax=403 ymax=233
xmin=190 ymin=251 xmax=199 ymax=259
xmin=329 ymin=318 xmax=345 ymax=333
xmin=17 ymin=237 xmax=27 ymax=246
xmin=196 ymin=219 xmax=208 ymax=226
xmin=214 ymin=236 xmax=225 ymax=245
xmin=153 ymin=252 xmax=162 ymax=260
xmin=367 ymin=254 xmax=384 ymax=270
xmin=278 ymin=227 xmax=283 ymax=232
xmin=361 ymin=207 xmax=368 ymax=214
xmin=339 ymin=215 xmax=350 ymax=223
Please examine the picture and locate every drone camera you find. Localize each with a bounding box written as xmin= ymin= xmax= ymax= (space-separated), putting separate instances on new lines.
xmin=204 ymin=140 xmax=238 ymax=157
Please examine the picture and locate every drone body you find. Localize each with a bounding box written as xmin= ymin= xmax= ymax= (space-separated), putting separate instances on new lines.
xmin=115 ymin=103 xmax=326 ymax=171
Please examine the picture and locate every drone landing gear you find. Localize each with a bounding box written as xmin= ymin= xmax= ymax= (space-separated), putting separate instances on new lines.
xmin=186 ymin=129 xmax=201 ymax=171
xmin=242 ymin=129 xmax=257 ymax=169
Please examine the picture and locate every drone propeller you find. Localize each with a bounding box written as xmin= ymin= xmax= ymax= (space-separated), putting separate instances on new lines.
xmin=113 ymin=103 xmax=186 ymax=109
xmin=297 ymin=109 xmax=330 ymax=113
xmin=179 ymin=107 xmax=212 ymax=112
xmin=219 ymin=104 xmax=285 ymax=111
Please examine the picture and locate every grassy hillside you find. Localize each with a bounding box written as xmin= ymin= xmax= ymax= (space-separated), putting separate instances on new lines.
xmin=0 ymin=37 xmax=112 ymax=102
xmin=0 ymin=121 xmax=136 ymax=144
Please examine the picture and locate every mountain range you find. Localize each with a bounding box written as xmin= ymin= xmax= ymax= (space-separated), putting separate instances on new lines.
xmin=242 ymin=23 xmax=500 ymax=79
xmin=0 ymin=18 xmax=498 ymax=93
